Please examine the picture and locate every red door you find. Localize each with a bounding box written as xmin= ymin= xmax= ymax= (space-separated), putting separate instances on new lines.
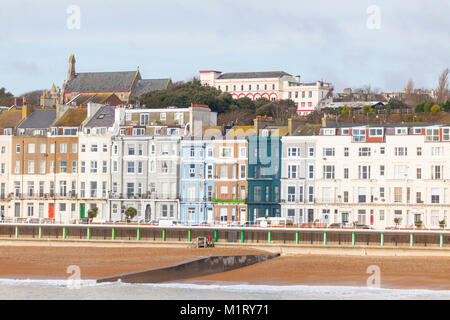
xmin=48 ymin=204 xmax=54 ymax=219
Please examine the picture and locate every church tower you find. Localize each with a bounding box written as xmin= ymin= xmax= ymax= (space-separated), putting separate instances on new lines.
xmin=67 ymin=54 xmax=76 ymax=81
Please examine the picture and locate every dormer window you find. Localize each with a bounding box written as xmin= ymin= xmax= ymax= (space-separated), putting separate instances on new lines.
xmin=63 ymin=128 xmax=77 ymax=135
xmin=353 ymin=129 xmax=366 ymax=142
xmin=369 ymin=128 xmax=383 ymax=136
xmin=140 ymin=114 xmax=149 ymax=126
xmin=413 ymin=128 xmax=422 ymax=135
xmin=134 ymin=128 xmax=145 ymax=136
xmin=322 ymin=128 xmax=336 ymax=136
xmin=425 ymin=128 xmax=440 ymax=142
xmin=443 ymin=128 xmax=450 ymax=141
xmin=395 ymin=128 xmax=407 ymax=135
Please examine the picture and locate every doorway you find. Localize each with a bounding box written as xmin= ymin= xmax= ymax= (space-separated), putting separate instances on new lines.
xmin=48 ymin=203 xmax=54 ymax=219
xmin=80 ymin=203 xmax=85 ymax=219
xmin=145 ymin=204 xmax=151 ymax=222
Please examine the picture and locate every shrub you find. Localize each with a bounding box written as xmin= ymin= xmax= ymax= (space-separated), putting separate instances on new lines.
xmin=88 ymin=207 xmax=98 ymax=220
xmin=431 ymin=104 xmax=440 ymax=113
xmin=124 ymin=207 xmax=137 ymax=222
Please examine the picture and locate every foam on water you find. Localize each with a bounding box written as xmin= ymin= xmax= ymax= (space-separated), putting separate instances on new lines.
xmin=0 ymin=278 xmax=448 ymax=300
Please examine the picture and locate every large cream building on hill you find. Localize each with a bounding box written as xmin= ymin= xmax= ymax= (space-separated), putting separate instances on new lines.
xmin=199 ymin=70 xmax=333 ymax=115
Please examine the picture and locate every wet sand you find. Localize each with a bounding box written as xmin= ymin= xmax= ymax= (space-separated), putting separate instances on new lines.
xmin=189 ymin=255 xmax=450 ymax=290
xmin=0 ymin=246 xmax=265 ymax=280
xmin=0 ymin=246 xmax=449 ymax=290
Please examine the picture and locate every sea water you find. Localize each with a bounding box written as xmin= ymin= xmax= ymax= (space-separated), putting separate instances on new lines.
xmin=0 ymin=279 xmax=449 ymax=300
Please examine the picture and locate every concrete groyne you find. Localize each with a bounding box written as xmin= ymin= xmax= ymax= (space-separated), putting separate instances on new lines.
xmin=96 ymin=253 xmax=280 ymax=284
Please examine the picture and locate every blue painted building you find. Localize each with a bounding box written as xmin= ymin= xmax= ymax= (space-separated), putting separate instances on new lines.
xmin=179 ymin=138 xmax=215 ymax=224
xmin=247 ymin=136 xmax=282 ymax=223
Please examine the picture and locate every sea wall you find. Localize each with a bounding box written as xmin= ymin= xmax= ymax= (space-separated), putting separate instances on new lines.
xmin=96 ymin=253 xmax=280 ymax=284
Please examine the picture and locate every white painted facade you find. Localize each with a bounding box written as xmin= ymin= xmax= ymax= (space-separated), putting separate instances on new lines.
xmin=314 ymin=125 xmax=450 ymax=229
xmin=280 ymin=136 xmax=317 ymax=225
xmin=78 ymin=130 xmax=114 ymax=222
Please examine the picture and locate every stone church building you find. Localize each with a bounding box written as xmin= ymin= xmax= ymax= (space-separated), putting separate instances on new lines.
xmin=61 ymin=54 xmax=171 ymax=105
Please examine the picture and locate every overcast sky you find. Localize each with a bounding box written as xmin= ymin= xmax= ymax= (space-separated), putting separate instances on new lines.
xmin=0 ymin=0 xmax=449 ymax=95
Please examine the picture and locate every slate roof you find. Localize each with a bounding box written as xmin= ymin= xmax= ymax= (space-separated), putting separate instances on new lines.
xmin=218 ymin=71 xmax=291 ymax=80
xmin=292 ymin=124 xmax=322 ymax=136
xmin=0 ymin=110 xmax=23 ymax=128
xmin=64 ymin=71 xmax=137 ymax=92
xmin=18 ymin=109 xmax=56 ymax=129
xmin=84 ymin=106 xmax=116 ymax=128
xmin=54 ymin=108 xmax=87 ymax=127
xmin=131 ymin=79 xmax=170 ymax=98
xmin=67 ymin=93 xmax=123 ymax=106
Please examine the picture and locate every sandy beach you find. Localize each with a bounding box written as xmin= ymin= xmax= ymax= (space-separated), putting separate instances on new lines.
xmin=0 ymin=246 xmax=265 ymax=280
xmin=0 ymin=245 xmax=449 ymax=290
xmin=190 ymin=255 xmax=450 ymax=290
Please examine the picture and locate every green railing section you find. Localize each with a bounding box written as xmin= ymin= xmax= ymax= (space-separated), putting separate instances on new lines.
xmin=3 ymin=225 xmax=449 ymax=249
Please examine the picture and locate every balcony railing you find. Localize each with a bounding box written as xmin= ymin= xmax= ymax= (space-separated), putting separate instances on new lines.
xmin=108 ymin=192 xmax=176 ymax=200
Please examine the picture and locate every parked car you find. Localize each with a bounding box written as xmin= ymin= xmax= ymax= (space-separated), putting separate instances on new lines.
xmin=329 ymin=223 xmax=344 ymax=228
xmin=240 ymin=222 xmax=253 ymax=228
xmin=355 ymin=224 xmax=371 ymax=229
xmin=198 ymin=222 xmax=210 ymax=227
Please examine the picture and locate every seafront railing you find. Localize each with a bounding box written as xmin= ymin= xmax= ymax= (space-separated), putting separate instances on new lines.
xmin=0 ymin=223 xmax=449 ymax=249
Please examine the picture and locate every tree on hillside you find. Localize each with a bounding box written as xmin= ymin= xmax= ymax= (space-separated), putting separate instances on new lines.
xmin=271 ymin=99 xmax=297 ymax=125
xmin=437 ymin=68 xmax=449 ymax=104
xmin=340 ymin=105 xmax=351 ymax=116
xmin=138 ymin=80 xmax=233 ymax=113
xmin=21 ymin=90 xmax=44 ymax=106
xmin=217 ymin=109 xmax=255 ymax=126
xmin=0 ymin=87 xmax=14 ymax=106
xmin=362 ymin=105 xmax=373 ymax=115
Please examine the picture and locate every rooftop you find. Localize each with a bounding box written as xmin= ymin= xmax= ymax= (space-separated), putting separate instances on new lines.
xmin=84 ymin=106 xmax=116 ymax=128
xmin=54 ymin=108 xmax=87 ymax=127
xmin=64 ymin=71 xmax=138 ymax=93
xmin=130 ymin=79 xmax=171 ymax=98
xmin=18 ymin=109 xmax=57 ymax=129
xmin=0 ymin=110 xmax=23 ymax=128
xmin=226 ymin=126 xmax=257 ymax=137
xmin=218 ymin=71 xmax=291 ymax=80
